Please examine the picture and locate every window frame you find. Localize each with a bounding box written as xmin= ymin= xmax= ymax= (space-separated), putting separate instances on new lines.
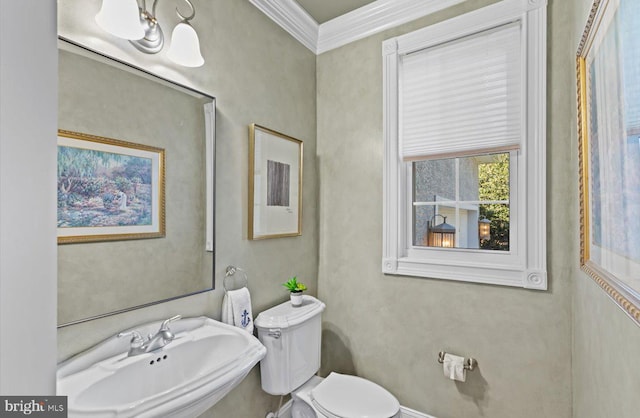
xmin=382 ymin=0 xmax=547 ymax=289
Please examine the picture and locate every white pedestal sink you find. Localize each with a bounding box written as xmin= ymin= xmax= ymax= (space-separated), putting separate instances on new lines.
xmin=57 ymin=317 xmax=266 ymax=418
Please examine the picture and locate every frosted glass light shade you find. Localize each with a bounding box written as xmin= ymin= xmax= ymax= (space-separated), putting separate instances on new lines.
xmin=167 ymin=22 xmax=205 ymax=67
xmin=95 ymin=0 xmax=144 ymax=40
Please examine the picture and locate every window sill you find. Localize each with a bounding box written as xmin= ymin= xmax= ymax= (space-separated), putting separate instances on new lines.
xmin=383 ymin=257 xmax=547 ymax=289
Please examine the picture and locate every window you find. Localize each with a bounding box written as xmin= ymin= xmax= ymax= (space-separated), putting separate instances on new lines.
xmin=382 ymin=0 xmax=547 ymax=289
xmin=413 ymin=152 xmax=511 ymax=251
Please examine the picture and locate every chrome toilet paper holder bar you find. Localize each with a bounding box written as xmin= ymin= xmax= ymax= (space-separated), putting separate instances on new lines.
xmin=438 ymin=351 xmax=477 ymax=371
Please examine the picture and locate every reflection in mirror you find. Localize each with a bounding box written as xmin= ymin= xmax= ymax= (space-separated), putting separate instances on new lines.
xmin=57 ymin=39 xmax=215 ymax=327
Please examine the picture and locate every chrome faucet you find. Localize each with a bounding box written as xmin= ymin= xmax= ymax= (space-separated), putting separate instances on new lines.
xmin=117 ymin=330 xmax=146 ymax=357
xmin=118 ymin=315 xmax=182 ymax=356
xmin=145 ymin=315 xmax=182 ymax=352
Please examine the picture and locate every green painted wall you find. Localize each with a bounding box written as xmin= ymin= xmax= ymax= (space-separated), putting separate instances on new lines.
xmin=316 ymin=1 xmax=573 ymax=416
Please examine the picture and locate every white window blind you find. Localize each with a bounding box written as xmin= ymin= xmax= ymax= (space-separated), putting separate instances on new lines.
xmin=400 ymin=22 xmax=523 ymax=161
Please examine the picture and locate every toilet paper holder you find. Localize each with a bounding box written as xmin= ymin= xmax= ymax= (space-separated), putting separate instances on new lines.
xmin=438 ymin=351 xmax=477 ymax=371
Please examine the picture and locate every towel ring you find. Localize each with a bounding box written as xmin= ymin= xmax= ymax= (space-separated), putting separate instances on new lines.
xmin=223 ymin=265 xmax=248 ymax=294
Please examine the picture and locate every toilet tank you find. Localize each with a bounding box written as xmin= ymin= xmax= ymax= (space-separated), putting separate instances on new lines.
xmin=255 ymin=295 xmax=326 ymax=395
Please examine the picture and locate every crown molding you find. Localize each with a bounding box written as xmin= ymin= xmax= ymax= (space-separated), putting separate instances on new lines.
xmin=250 ymin=0 xmax=468 ymax=55
xmin=248 ymin=0 xmax=319 ymax=53
xmin=317 ymin=0 xmax=466 ymax=54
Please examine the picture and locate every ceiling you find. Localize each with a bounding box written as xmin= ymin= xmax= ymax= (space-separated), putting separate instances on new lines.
xmin=295 ymin=0 xmax=378 ymax=24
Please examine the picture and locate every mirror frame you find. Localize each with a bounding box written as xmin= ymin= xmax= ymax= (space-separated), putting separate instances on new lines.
xmin=577 ymin=0 xmax=640 ymax=325
xmin=57 ymin=37 xmax=216 ymax=327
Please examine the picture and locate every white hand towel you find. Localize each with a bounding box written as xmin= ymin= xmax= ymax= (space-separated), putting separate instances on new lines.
xmin=222 ymin=287 xmax=254 ymax=334
xmin=221 ymin=293 xmax=233 ymax=325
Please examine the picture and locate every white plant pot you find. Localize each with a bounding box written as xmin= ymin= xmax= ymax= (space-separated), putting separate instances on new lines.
xmin=290 ymin=292 xmax=303 ymax=306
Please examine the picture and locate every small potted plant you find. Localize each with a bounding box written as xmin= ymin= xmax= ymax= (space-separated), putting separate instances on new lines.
xmin=283 ymin=276 xmax=307 ymax=306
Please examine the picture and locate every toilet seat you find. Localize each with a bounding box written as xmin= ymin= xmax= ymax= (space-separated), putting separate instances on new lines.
xmin=310 ymin=372 xmax=400 ymax=418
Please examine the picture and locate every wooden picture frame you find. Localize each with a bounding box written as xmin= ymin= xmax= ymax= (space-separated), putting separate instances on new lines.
xmin=248 ymin=124 xmax=303 ymax=240
xmin=577 ymin=0 xmax=640 ymax=323
xmin=57 ymin=130 xmax=165 ymax=244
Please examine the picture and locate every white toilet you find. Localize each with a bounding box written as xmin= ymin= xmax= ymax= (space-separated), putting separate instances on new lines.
xmin=255 ymin=296 xmax=401 ymax=418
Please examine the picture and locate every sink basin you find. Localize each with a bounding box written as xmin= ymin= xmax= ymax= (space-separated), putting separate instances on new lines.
xmin=57 ymin=317 xmax=266 ymax=418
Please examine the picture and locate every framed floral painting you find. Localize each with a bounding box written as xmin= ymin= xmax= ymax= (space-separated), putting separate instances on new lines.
xmin=57 ymin=130 xmax=165 ymax=244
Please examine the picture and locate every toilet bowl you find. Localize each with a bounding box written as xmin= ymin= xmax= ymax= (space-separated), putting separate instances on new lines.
xmin=255 ymin=296 xmax=401 ymax=418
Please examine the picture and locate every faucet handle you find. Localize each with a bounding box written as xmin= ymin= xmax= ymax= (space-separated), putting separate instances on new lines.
xmin=160 ymin=315 xmax=182 ymax=330
xmin=117 ymin=331 xmax=144 ymax=348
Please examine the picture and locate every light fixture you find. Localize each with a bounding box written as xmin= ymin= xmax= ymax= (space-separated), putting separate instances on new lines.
xmin=95 ymin=0 xmax=205 ymax=67
xmin=478 ymin=217 xmax=491 ymax=241
xmin=427 ymin=214 xmax=456 ymax=248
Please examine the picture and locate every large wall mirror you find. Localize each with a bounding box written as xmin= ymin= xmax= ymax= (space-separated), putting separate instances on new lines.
xmin=58 ymin=38 xmax=215 ymax=327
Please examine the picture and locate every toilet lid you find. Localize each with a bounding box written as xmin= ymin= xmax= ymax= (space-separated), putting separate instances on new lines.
xmin=310 ymin=372 xmax=400 ymax=418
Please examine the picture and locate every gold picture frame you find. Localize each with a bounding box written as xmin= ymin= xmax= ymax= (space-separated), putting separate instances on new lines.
xmin=57 ymin=130 xmax=166 ymax=244
xmin=577 ymin=0 xmax=640 ymax=323
xmin=248 ymin=124 xmax=303 ymax=240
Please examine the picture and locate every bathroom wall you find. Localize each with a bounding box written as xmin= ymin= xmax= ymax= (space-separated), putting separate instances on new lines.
xmin=0 ymin=0 xmax=58 ymax=394
xmin=316 ymin=0 xmax=574 ymax=417
xmin=57 ymin=0 xmax=317 ymax=415
xmin=570 ymin=0 xmax=640 ymax=416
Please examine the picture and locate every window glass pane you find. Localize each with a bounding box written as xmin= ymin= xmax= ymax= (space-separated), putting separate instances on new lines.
xmin=478 ymin=153 xmax=510 ymax=251
xmin=413 ymin=205 xmax=434 ymax=246
xmin=458 ymin=157 xmax=479 ymax=201
xmin=413 ymin=152 xmax=510 ymax=250
xmin=479 ymin=203 xmax=510 ymax=251
xmin=413 ymin=159 xmax=456 ymax=202
xmin=477 ymin=153 xmax=510 ymax=202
